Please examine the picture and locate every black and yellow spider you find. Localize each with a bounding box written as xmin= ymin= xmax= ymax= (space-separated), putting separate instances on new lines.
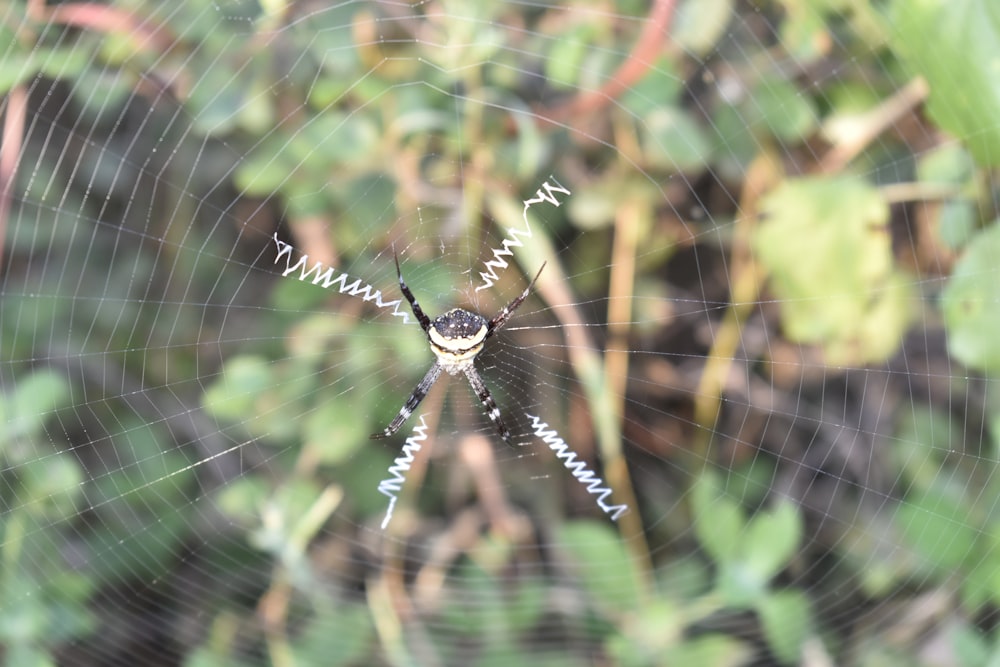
xmin=370 ymin=254 xmax=545 ymax=443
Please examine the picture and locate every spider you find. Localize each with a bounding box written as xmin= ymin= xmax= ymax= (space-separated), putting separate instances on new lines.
xmin=371 ymin=254 xmax=545 ymax=443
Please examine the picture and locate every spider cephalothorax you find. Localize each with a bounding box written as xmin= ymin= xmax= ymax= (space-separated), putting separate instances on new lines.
xmin=370 ymin=255 xmax=545 ymax=443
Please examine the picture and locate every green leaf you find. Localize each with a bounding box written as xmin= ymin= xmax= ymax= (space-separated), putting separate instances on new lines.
xmin=937 ymin=200 xmax=978 ymax=250
xmin=691 ymin=473 xmax=745 ymax=567
xmin=292 ymin=602 xmax=374 ymax=667
xmin=743 ymin=502 xmax=802 ymax=583
xmin=895 ymin=487 xmax=979 ymax=574
xmin=18 ymin=454 xmax=84 ymax=521
xmin=0 ymin=643 xmax=56 ymax=667
xmin=890 ymin=0 xmax=1000 ymax=165
xmin=665 ymin=634 xmax=752 ymax=667
xmin=754 ymin=176 xmax=914 ymax=364
xmin=185 ymin=61 xmax=249 ymax=136
xmin=303 ymin=399 xmax=368 ymax=464
xmin=710 ymin=103 xmax=760 ymax=181
xmin=941 ymin=222 xmax=1000 ymax=374
xmin=747 ymin=76 xmax=817 ymax=143
xmin=917 ymin=144 xmax=976 ymax=185
xmin=642 ymin=107 xmax=713 ymax=172
xmin=556 ymin=521 xmax=641 ymax=615
xmin=620 ymin=56 xmax=684 ymax=117
xmin=673 ymin=0 xmax=734 ymax=55
xmin=915 ymin=144 xmax=980 ymax=250
xmin=713 ymin=504 xmax=801 ymax=608
xmin=1 ymin=371 xmax=71 ymax=446
xmin=36 ymin=45 xmax=92 ymax=82
xmin=546 ymin=24 xmax=595 ymax=89
xmin=950 ymin=621 xmax=993 ymax=667
xmin=201 ymin=355 xmax=274 ymax=421
xmin=214 ymin=477 xmax=270 ymax=526
xmin=606 ymin=600 xmax=686 ymax=666
xmin=250 ymin=481 xmax=325 ymax=559
xmin=0 ymin=590 xmax=48 ymax=645
xmin=777 ymin=2 xmax=831 ymax=62
xmin=960 ymin=530 xmax=1000 ymax=609
xmin=0 ymin=52 xmax=40 ymax=95
xmin=755 ymin=591 xmax=812 ymax=665
xmin=893 ymin=407 xmax=963 ymax=489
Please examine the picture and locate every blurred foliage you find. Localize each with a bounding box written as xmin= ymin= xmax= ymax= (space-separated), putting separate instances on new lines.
xmin=753 ymin=176 xmax=914 ymax=365
xmin=889 ymin=0 xmax=1000 ymax=166
xmin=0 ymin=372 xmax=94 ymax=664
xmin=941 ymin=222 xmax=1000 ymax=374
xmin=2 ymin=0 xmax=1000 ymax=665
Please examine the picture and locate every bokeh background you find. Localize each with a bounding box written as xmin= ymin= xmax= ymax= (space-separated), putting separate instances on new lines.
xmin=3 ymin=0 xmax=1000 ymax=665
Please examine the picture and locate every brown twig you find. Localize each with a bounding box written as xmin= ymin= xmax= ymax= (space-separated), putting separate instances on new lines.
xmin=692 ymin=153 xmax=782 ymax=459
xmin=0 ymin=86 xmax=27 ymax=274
xmin=817 ymin=77 xmax=929 ymax=174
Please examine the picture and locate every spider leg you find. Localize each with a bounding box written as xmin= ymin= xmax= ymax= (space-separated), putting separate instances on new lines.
xmin=395 ymin=252 xmax=431 ymax=332
xmin=463 ymin=365 xmax=512 ymax=443
xmin=486 ymin=262 xmax=546 ymax=338
xmin=371 ymin=362 xmax=443 ymax=439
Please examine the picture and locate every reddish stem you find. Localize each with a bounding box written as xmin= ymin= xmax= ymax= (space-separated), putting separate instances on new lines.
xmin=0 ymin=86 xmax=27 ymax=274
xmin=547 ymin=0 xmax=676 ymax=122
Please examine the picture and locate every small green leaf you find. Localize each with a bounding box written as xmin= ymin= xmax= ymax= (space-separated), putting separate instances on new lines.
xmin=215 ymin=477 xmax=270 ymax=525
xmin=0 ymin=587 xmax=48 ymax=645
xmin=620 ymin=57 xmax=684 ymax=117
xmin=556 ymin=521 xmax=641 ymax=615
xmin=18 ymin=454 xmax=84 ymax=521
xmin=185 ymin=63 xmax=249 ymax=136
xmin=743 ymin=502 xmax=802 ymax=585
xmin=0 ymin=642 xmax=56 ymax=667
xmin=37 ymin=45 xmax=92 ymax=82
xmin=665 ymin=634 xmax=752 ymax=667
xmin=917 ymin=144 xmax=976 ymax=184
xmin=202 ymin=355 xmax=274 ymax=421
xmin=748 ymin=77 xmax=817 ymax=143
xmin=545 ymin=24 xmax=595 ymax=89
xmin=292 ymin=602 xmax=374 ymax=667
xmin=0 ymin=52 xmax=40 ymax=95
xmin=937 ymin=200 xmax=978 ymax=250
xmin=642 ymin=107 xmax=713 ymax=172
xmin=691 ymin=471 xmax=745 ymax=566
xmin=941 ymin=222 xmax=1000 ymax=374
xmin=2 ymin=371 xmax=71 ymax=446
xmin=895 ymin=487 xmax=978 ymax=574
xmin=894 ymin=407 xmax=962 ymax=489
xmin=606 ymin=600 xmax=682 ymax=665
xmin=950 ymin=621 xmax=993 ymax=667
xmin=673 ymin=0 xmax=734 ymax=55
xmin=700 ymin=501 xmax=746 ymax=568
xmin=960 ymin=531 xmax=1000 ymax=609
xmin=250 ymin=480 xmax=325 ymax=556
xmin=303 ymin=400 xmax=367 ymax=464
xmin=755 ymin=591 xmax=812 ymax=665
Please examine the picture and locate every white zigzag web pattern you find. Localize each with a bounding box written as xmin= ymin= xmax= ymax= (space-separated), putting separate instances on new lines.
xmin=525 ymin=413 xmax=629 ymax=521
xmin=377 ymin=415 xmax=429 ymax=529
xmin=271 ymin=233 xmax=412 ymax=324
xmin=475 ymin=177 xmax=571 ymax=292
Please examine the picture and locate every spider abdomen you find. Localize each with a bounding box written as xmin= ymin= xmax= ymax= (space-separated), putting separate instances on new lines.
xmin=428 ymin=308 xmax=488 ymax=371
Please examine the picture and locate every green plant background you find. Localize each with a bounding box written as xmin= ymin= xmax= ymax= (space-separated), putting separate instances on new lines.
xmin=2 ymin=0 xmax=1000 ymax=665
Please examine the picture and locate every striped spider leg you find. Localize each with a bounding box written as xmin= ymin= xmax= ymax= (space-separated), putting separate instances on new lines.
xmin=371 ymin=254 xmax=545 ymax=443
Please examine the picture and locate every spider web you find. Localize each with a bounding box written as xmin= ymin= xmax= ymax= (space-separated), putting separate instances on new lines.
xmin=2 ymin=0 xmax=999 ymax=665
